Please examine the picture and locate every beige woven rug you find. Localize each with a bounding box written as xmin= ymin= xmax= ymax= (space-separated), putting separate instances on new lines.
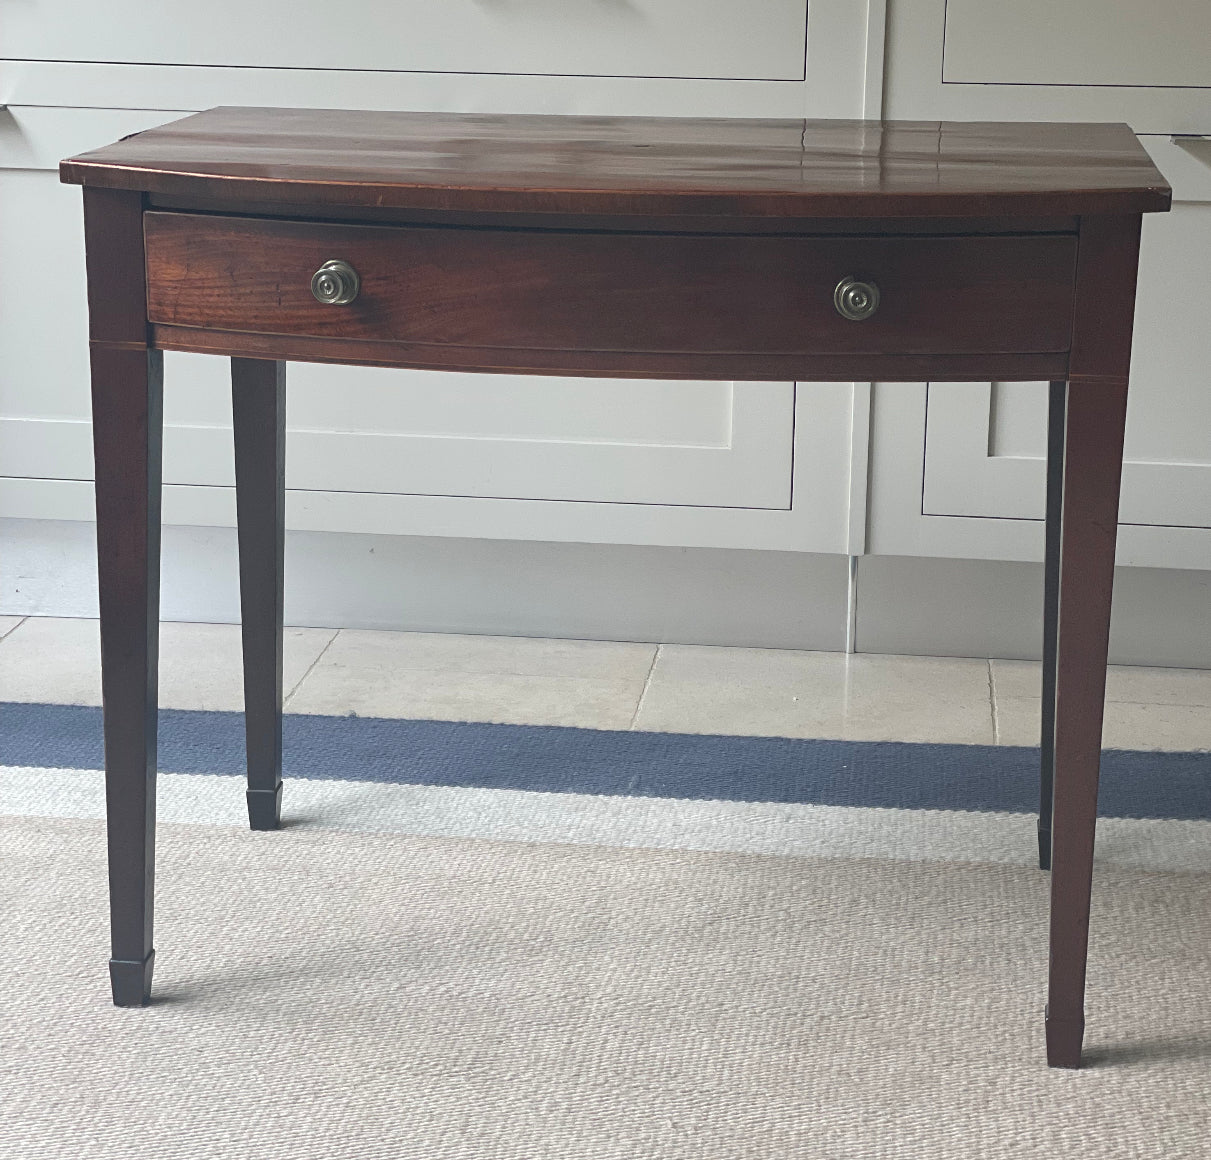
xmin=3 ymin=815 xmax=1210 ymax=1159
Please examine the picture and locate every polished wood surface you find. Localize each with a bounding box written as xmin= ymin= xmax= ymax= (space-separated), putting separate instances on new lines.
xmin=144 ymin=212 xmax=1078 ymax=361
xmin=61 ymin=108 xmax=1170 ymax=219
xmin=149 ymin=324 xmax=1072 ymax=384
xmin=232 ymin=357 xmax=286 ymax=832
xmin=1045 ymin=213 xmax=1142 ymax=1069
xmin=84 ymin=187 xmax=162 ymax=1008
xmin=64 ymin=109 xmax=1171 ymax=1067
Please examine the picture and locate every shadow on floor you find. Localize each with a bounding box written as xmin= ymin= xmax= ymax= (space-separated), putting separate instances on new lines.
xmin=1084 ymin=1035 xmax=1211 ymax=1068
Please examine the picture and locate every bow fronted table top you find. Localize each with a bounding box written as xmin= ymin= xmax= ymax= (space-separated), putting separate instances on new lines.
xmin=60 ymin=107 xmax=1170 ymax=219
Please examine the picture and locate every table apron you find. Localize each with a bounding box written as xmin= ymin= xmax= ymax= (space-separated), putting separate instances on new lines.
xmin=145 ymin=323 xmax=1068 ymax=382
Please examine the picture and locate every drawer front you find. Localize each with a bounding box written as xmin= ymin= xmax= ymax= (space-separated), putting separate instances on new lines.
xmin=144 ymin=213 xmax=1077 ymax=357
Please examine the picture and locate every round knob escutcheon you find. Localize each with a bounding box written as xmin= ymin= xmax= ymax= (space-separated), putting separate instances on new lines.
xmin=311 ymin=259 xmax=361 ymax=305
xmin=833 ymin=276 xmax=880 ymax=321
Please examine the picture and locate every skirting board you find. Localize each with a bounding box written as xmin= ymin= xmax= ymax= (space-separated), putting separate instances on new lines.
xmin=4 ymin=517 xmax=1211 ymax=666
xmin=0 ymin=518 xmax=848 ymax=652
xmin=856 ymin=555 xmax=1211 ymax=669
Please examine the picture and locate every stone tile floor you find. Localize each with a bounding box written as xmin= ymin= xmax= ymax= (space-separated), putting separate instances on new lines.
xmin=2 ymin=615 xmax=1210 ymax=749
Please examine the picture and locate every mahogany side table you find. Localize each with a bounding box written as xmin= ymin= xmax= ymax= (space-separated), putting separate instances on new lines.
xmin=60 ymin=109 xmax=1171 ymax=1068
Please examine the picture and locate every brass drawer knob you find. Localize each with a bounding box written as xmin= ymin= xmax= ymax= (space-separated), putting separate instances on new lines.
xmin=834 ymin=276 xmax=880 ymax=321
xmin=311 ymin=259 xmax=360 ymax=305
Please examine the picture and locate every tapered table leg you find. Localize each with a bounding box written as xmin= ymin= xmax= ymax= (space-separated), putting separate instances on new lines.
xmin=232 ymin=358 xmax=286 ymax=830
xmin=93 ymin=346 xmax=164 ymax=1006
xmin=1038 ymin=381 xmax=1066 ymax=871
xmin=83 ymin=188 xmax=163 ymax=1007
xmin=1043 ymin=214 xmax=1141 ymax=1069
xmin=1045 ymin=376 xmax=1128 ymax=1067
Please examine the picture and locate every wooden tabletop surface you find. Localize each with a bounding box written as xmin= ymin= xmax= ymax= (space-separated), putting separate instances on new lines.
xmin=60 ymin=107 xmax=1171 ymax=219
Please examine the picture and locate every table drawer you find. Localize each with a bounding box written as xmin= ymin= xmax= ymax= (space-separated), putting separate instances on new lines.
xmin=144 ymin=212 xmax=1077 ymax=357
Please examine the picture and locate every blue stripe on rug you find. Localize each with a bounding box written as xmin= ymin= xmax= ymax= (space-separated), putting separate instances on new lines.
xmin=1 ymin=701 xmax=1208 ymax=821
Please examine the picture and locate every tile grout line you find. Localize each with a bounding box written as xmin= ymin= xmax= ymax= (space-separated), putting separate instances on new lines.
xmin=1105 ymin=697 xmax=1211 ymax=709
xmin=0 ymin=616 xmax=29 ymax=645
xmin=987 ymin=659 xmax=1001 ymax=744
xmin=628 ymin=645 xmax=661 ymax=730
xmin=283 ymin=627 xmax=341 ymax=709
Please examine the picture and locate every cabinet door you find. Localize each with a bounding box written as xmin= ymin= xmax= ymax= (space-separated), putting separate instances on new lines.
xmin=1 ymin=0 xmax=807 ymax=82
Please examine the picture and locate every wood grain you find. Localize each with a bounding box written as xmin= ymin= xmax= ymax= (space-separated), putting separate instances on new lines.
xmin=144 ymin=212 xmax=1078 ymax=359
xmin=83 ymin=188 xmax=148 ymax=346
xmin=61 ymin=109 xmax=1170 ymax=220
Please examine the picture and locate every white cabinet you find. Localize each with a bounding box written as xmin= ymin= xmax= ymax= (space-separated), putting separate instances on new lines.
xmin=5 ymin=0 xmax=1211 ymax=646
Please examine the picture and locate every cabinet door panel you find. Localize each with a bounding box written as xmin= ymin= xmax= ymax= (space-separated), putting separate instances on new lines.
xmin=922 ymin=380 xmax=1211 ymax=529
xmin=1 ymin=1 xmax=808 ymax=82
xmin=943 ymin=0 xmax=1211 ymax=88
xmin=0 ymin=373 xmax=794 ymax=509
